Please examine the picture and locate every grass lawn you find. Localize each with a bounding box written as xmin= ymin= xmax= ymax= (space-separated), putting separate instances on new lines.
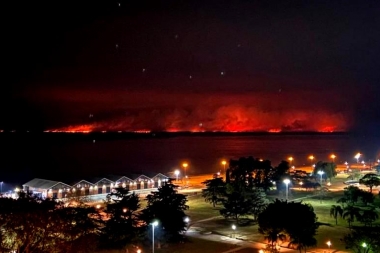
xmin=186 ymin=195 xmax=221 ymax=222
xmin=98 ymin=173 xmax=379 ymax=253
xmin=97 ymin=237 xmax=239 ymax=253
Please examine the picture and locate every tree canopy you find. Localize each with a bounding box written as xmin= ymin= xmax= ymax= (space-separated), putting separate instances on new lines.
xmin=258 ymin=199 xmax=319 ymax=253
xmin=100 ymin=187 xmax=143 ymax=249
xmin=201 ymin=178 xmax=226 ymax=207
xmin=313 ymin=161 xmax=337 ymax=181
xmin=140 ymin=180 xmax=189 ymax=243
xmin=359 ymin=174 xmax=380 ymax=193
xmin=342 ymin=225 xmax=380 ymax=253
xmin=0 ymin=192 xmax=101 ymax=253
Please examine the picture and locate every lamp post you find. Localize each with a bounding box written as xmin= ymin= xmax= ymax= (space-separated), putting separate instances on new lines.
xmin=182 ymin=162 xmax=188 ymax=177
xmin=361 ymin=242 xmax=368 ymax=253
xmin=221 ymin=160 xmax=227 ymax=174
xmin=283 ymin=179 xmax=290 ymax=200
xmin=288 ymin=157 xmax=293 ymax=166
xmin=151 ymin=221 xmax=158 ymax=253
xmin=326 ymin=241 xmax=332 ymax=252
xmin=330 ymin=154 xmax=336 ymax=163
xmin=174 ymin=170 xmax=180 ymax=182
xmin=355 ymin=153 xmax=361 ymax=165
xmin=231 ymin=224 xmax=236 ymax=238
xmin=308 ymin=155 xmax=314 ymax=167
xmin=317 ymin=170 xmax=324 ymax=185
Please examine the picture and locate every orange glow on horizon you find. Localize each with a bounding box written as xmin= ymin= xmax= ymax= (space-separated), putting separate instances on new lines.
xmin=46 ymin=107 xmax=348 ymax=133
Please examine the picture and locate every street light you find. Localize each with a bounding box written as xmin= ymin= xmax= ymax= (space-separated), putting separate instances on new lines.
xmin=355 ymin=153 xmax=361 ymax=164
xmin=182 ymin=162 xmax=188 ymax=177
xmin=308 ymin=155 xmax=314 ymax=166
xmin=326 ymin=241 xmax=332 ymax=252
xmin=151 ymin=221 xmax=158 ymax=253
xmin=174 ymin=170 xmax=180 ymax=182
xmin=283 ymin=179 xmax=290 ymax=200
xmin=221 ymin=160 xmax=227 ymax=173
xmin=317 ymin=170 xmax=324 ymax=185
xmin=288 ymin=157 xmax=293 ymax=166
xmin=231 ymin=224 xmax=236 ymax=238
xmin=330 ymin=154 xmax=336 ymax=163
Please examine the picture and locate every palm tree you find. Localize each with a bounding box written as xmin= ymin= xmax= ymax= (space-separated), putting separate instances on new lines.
xmin=343 ymin=205 xmax=361 ymax=228
xmin=330 ymin=205 xmax=343 ymax=225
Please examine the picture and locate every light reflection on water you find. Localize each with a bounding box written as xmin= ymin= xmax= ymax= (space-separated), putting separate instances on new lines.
xmin=1 ymin=133 xmax=379 ymax=184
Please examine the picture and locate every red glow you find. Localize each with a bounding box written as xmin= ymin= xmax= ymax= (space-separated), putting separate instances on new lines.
xmin=268 ymin=128 xmax=281 ymax=133
xmin=48 ymin=107 xmax=349 ymax=133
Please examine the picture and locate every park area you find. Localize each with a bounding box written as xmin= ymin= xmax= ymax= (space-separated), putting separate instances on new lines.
xmin=99 ymin=172 xmax=380 ymax=253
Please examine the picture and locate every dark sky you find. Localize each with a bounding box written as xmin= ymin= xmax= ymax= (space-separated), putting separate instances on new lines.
xmin=2 ymin=0 xmax=380 ymax=133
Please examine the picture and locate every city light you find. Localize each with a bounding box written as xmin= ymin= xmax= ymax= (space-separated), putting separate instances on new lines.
xmin=221 ymin=160 xmax=227 ymax=173
xmin=174 ymin=169 xmax=180 ymax=182
xmin=308 ymin=155 xmax=314 ymax=166
xmin=231 ymin=224 xmax=236 ymax=238
xmin=152 ymin=221 xmax=159 ymax=253
xmin=354 ymin=153 xmax=361 ymax=164
xmin=330 ymin=154 xmax=336 ymax=163
xmin=317 ymin=170 xmax=324 ymax=185
xmin=283 ymin=179 xmax=290 ymax=200
xmin=288 ymin=157 xmax=294 ymax=166
xmin=182 ymin=162 xmax=188 ymax=177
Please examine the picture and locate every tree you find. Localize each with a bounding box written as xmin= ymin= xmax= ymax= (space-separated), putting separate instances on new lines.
xmin=359 ymin=176 xmax=380 ymax=193
xmin=0 ymin=192 xmax=101 ymax=253
xmin=271 ymin=161 xmax=291 ymax=193
xmin=342 ymin=225 xmax=380 ymax=253
xmin=258 ymin=199 xmax=319 ymax=253
xmin=343 ymin=205 xmax=361 ymax=228
xmin=330 ymin=205 xmax=343 ymax=225
xmin=358 ymin=191 xmax=375 ymax=206
xmin=343 ymin=186 xmax=362 ymax=205
xmin=100 ymin=187 xmax=142 ymax=249
xmin=358 ymin=208 xmax=379 ymax=227
xmin=220 ymin=178 xmax=268 ymax=222
xmin=227 ymin=156 xmax=275 ymax=191
xmin=313 ymin=161 xmax=337 ymax=181
xmin=220 ymin=191 xmax=253 ymax=222
xmin=257 ymin=199 xmax=288 ymax=251
xmin=141 ymin=180 xmax=189 ymax=243
xmin=201 ymin=178 xmax=226 ymax=207
xmin=248 ymin=187 xmax=269 ymax=221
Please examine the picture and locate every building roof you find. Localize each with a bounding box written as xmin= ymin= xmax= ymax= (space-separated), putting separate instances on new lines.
xmin=72 ymin=180 xmax=95 ymax=187
xmin=23 ymin=178 xmax=72 ymax=190
xmin=89 ymin=177 xmax=115 ymax=185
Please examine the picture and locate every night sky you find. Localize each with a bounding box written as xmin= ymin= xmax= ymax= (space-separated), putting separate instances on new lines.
xmin=2 ymin=0 xmax=380 ymax=133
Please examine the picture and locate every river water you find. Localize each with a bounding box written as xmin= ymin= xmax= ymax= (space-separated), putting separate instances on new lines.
xmin=0 ymin=132 xmax=379 ymax=190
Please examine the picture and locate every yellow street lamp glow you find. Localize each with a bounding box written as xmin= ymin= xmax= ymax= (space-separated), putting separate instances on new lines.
xmin=182 ymin=162 xmax=188 ymax=177
xmin=309 ymin=155 xmax=314 ymax=160
xmin=288 ymin=156 xmax=294 ymax=166
xmin=327 ymin=241 xmax=331 ymax=247
xmin=221 ymin=160 xmax=227 ymax=173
